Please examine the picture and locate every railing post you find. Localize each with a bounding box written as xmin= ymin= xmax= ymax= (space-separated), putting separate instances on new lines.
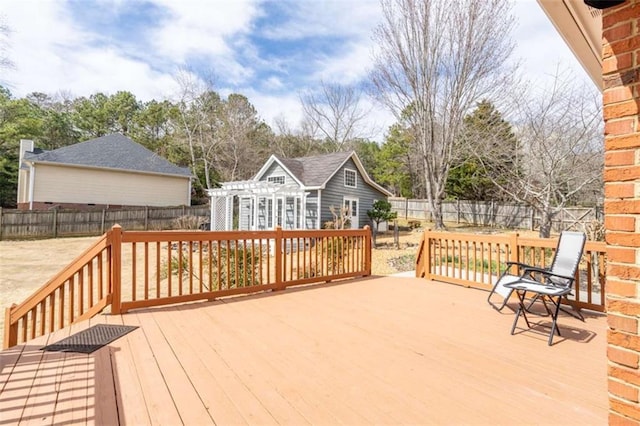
xmin=509 ymin=232 xmax=520 ymax=274
xmin=3 ymin=305 xmax=17 ymax=349
xmin=364 ymin=225 xmax=372 ymax=276
xmin=274 ymin=226 xmax=284 ymax=290
xmin=110 ymin=224 xmax=123 ymax=314
xmin=424 ymin=229 xmax=432 ymax=280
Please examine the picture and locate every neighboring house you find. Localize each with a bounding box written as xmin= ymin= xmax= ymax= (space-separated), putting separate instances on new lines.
xmin=208 ymin=151 xmax=392 ymax=230
xmin=17 ymin=134 xmax=192 ymax=210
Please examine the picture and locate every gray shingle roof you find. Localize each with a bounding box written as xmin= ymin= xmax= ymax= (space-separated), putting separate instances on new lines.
xmin=275 ymin=151 xmax=353 ymax=187
xmin=23 ymin=134 xmax=191 ymax=177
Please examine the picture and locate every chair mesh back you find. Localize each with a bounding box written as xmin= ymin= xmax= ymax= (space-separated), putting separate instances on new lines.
xmin=548 ymin=231 xmax=586 ymax=287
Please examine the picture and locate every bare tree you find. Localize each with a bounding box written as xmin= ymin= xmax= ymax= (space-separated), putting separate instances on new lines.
xmin=370 ymin=0 xmax=516 ymax=228
xmin=300 ymin=81 xmax=371 ymax=152
xmin=173 ymin=67 xmax=222 ymax=190
xmin=473 ymin=69 xmax=603 ymax=237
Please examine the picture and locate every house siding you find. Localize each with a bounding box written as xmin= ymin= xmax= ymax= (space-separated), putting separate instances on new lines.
xmin=321 ymin=158 xmax=387 ymax=228
xmin=31 ymin=164 xmax=190 ymax=207
xmin=259 ymin=162 xmax=298 ymax=186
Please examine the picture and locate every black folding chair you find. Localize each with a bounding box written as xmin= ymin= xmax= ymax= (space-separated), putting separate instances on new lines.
xmin=503 ymin=231 xmax=587 ymax=345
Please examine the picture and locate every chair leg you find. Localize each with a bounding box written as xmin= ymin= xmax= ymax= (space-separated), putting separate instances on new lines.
xmin=547 ymin=296 xmax=563 ymax=346
xmin=510 ymin=290 xmax=530 ymax=335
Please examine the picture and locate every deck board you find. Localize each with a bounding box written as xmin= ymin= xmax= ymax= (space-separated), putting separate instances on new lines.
xmin=1 ymin=276 xmax=608 ymax=425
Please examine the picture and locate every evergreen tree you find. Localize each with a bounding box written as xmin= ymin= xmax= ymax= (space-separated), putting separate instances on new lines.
xmin=446 ymin=100 xmax=518 ymax=201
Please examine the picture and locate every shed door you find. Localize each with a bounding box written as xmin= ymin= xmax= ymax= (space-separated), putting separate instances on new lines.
xmin=343 ymin=197 xmax=359 ymax=229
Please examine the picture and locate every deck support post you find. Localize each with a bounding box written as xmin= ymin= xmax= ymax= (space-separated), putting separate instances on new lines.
xmin=111 ymin=224 xmax=123 ymax=314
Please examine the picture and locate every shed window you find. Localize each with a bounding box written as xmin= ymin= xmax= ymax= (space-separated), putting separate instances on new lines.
xmin=268 ymin=175 xmax=285 ymax=185
xmin=344 ymin=169 xmax=357 ymax=188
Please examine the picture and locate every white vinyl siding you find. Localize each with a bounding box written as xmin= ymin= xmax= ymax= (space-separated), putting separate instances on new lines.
xmin=32 ymin=164 xmax=191 ymax=206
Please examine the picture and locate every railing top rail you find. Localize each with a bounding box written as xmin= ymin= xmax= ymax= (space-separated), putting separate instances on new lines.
xmin=121 ymin=229 xmax=279 ymax=243
xmin=424 ymin=230 xmax=514 ymax=244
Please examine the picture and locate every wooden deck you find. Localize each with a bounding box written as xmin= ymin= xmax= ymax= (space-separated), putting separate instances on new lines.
xmin=1 ymin=276 xmax=607 ymax=425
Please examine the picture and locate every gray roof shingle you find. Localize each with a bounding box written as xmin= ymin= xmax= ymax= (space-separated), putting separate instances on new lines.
xmin=23 ymin=134 xmax=191 ymax=177
xmin=275 ymin=151 xmax=352 ymax=187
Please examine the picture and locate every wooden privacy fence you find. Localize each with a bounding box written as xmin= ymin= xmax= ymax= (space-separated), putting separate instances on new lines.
xmin=389 ymin=197 xmax=603 ymax=232
xmin=0 ymin=205 xmax=210 ymax=240
xmin=4 ymin=225 xmax=372 ymax=348
xmin=416 ymin=230 xmax=607 ymax=312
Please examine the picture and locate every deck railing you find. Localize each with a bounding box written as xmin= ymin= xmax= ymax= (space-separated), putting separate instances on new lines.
xmin=4 ymin=225 xmax=372 ymax=348
xmin=417 ymin=230 xmax=607 ymax=312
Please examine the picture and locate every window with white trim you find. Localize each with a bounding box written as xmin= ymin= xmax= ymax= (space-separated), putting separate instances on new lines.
xmin=344 ymin=169 xmax=357 ymax=188
xmin=267 ymin=175 xmax=285 ymax=185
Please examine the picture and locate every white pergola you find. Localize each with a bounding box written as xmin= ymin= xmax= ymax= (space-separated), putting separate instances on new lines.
xmin=207 ymin=180 xmax=310 ymax=231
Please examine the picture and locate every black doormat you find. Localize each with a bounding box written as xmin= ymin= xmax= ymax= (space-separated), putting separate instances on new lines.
xmin=41 ymin=324 xmax=138 ymax=354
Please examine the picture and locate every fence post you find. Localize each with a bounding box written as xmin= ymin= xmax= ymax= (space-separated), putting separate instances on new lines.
xmin=52 ymin=208 xmax=58 ymax=238
xmin=274 ymin=226 xmax=284 ymax=290
xmin=0 ymin=206 xmax=3 ymax=241
xmin=110 ymin=224 xmax=122 ymax=314
xmin=529 ymin=208 xmax=535 ymax=231
xmin=145 ymin=206 xmax=149 ymax=230
xmin=456 ymin=199 xmax=461 ymax=224
xmin=101 ymin=209 xmax=106 ymax=234
xmin=405 ymin=198 xmax=409 ymax=220
xmin=364 ymin=225 xmax=372 ymax=276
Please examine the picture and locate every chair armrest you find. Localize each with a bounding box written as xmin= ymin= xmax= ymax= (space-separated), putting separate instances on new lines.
xmin=522 ymin=267 xmax=575 ymax=285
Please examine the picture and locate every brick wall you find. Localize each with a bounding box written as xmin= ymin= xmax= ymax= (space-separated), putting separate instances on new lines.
xmin=603 ymin=1 xmax=640 ymax=423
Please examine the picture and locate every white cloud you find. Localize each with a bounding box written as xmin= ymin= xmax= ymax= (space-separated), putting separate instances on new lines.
xmin=2 ymin=0 xmax=598 ymax=145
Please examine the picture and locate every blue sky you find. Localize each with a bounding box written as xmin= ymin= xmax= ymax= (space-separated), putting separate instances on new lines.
xmin=1 ymin=0 xmax=594 ymax=142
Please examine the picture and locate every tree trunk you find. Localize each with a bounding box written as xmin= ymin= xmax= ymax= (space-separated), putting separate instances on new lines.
xmin=539 ymin=210 xmax=553 ymax=238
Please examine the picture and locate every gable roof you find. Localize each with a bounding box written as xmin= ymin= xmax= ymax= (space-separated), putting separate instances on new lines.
xmin=254 ymin=151 xmax=392 ymax=196
xmin=23 ymin=133 xmax=191 ymax=177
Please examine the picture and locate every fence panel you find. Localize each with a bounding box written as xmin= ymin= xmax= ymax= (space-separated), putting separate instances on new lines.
xmin=0 ymin=205 xmax=211 ymax=240
xmin=388 ymin=198 xmax=602 ymax=233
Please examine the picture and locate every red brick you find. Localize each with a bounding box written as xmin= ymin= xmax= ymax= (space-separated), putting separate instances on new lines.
xmin=608 ymin=279 xmax=639 ymax=298
xmin=609 ymin=264 xmax=640 ymax=280
xmin=609 ymin=345 xmax=640 ymax=369
xmin=609 ymin=246 xmax=638 ymax=263
xmin=609 ymin=411 xmax=640 ymax=426
xmin=604 ymin=3 xmax=640 ymax=30
xmin=607 ymin=232 xmax=640 ymax=248
xmin=605 ymin=183 xmax=636 ymax=199
xmin=609 ymin=38 xmax=640 ymax=57
xmin=610 ymin=379 xmax=640 ymax=402
xmin=607 ymin=150 xmax=637 ymax=166
xmin=610 ymin=314 xmax=640 ymax=334
xmin=606 ymin=134 xmax=640 ymax=150
xmin=605 ymin=22 xmax=634 ymax=42
xmin=606 ymin=166 xmax=640 ymax=182
xmin=609 ymin=300 xmax=640 ymax=317
xmin=606 ymin=200 xmax=640 ymax=214
xmin=605 ymin=86 xmax=636 ymax=104
xmin=611 ymin=364 xmax=640 ymax=386
xmin=606 ymin=101 xmax=640 ymax=120
xmin=605 ymin=53 xmax=635 ymax=74
xmin=611 ymin=398 xmax=640 ymax=423
xmin=607 ymin=216 xmax=637 ymax=232
xmin=606 ymin=119 xmax=638 ymax=136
